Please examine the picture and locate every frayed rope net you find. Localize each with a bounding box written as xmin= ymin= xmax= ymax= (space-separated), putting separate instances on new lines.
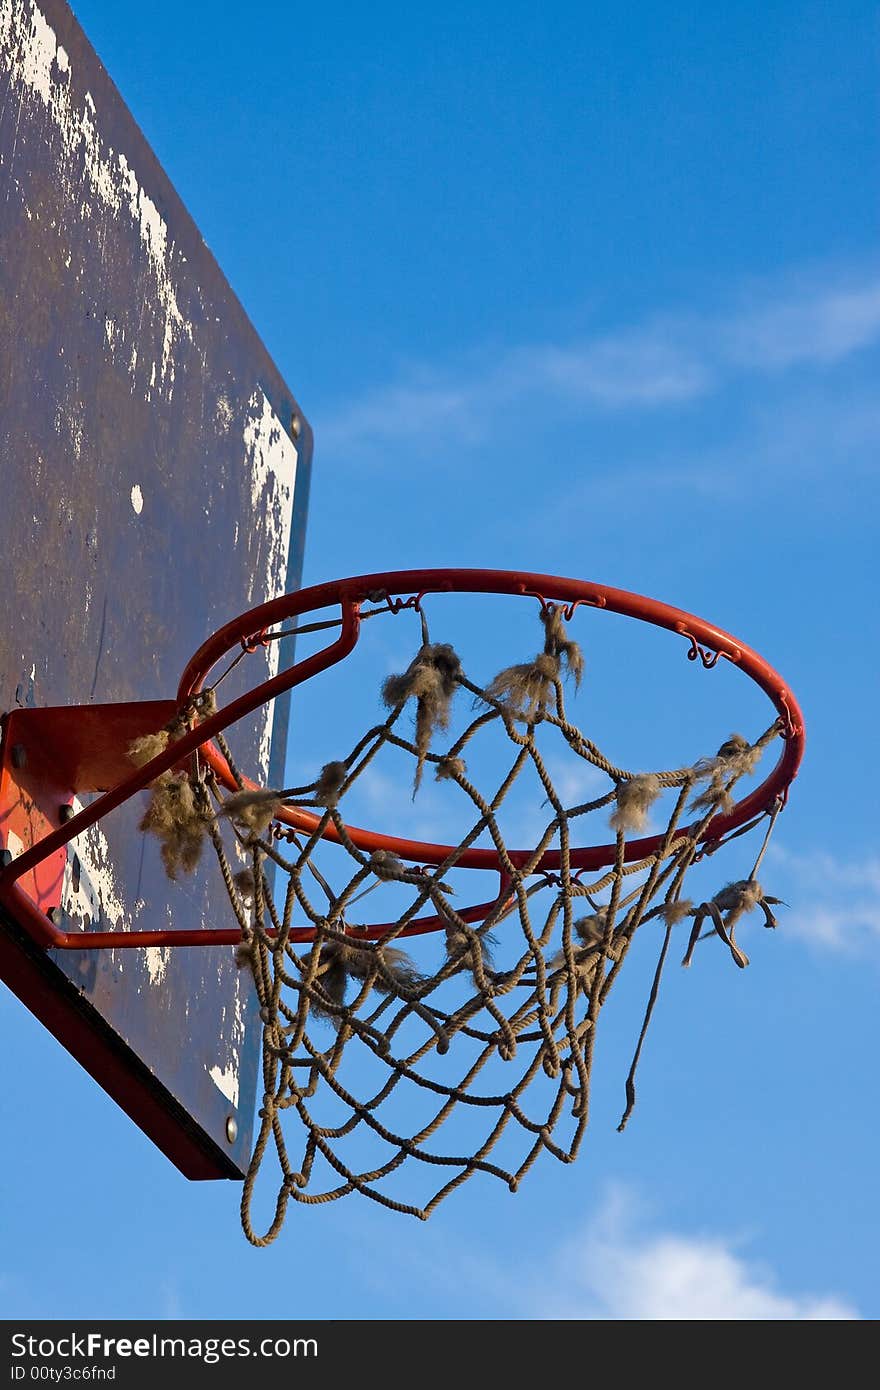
xmin=130 ymin=601 xmax=786 ymax=1246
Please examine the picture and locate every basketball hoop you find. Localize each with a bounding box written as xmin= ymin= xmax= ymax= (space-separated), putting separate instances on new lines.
xmin=0 ymin=569 xmax=805 ymax=1243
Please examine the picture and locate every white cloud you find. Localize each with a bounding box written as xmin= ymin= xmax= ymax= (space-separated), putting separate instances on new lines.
xmin=348 ymin=1182 xmax=859 ymax=1320
xmin=518 ymin=328 xmax=712 ymax=406
xmin=768 ymin=847 xmax=880 ymax=954
xmin=317 ymin=267 xmax=880 ymax=454
xmin=726 ymin=281 xmax=880 ymax=369
xmin=159 ymin=1277 xmax=183 ymax=1319
xmin=773 ymin=848 xmax=880 ymax=893
xmin=341 ymin=761 xmax=473 ymax=846
xmin=510 ymin=372 xmax=880 ymax=540
xmin=323 ymin=376 xmax=480 ymax=447
xmin=543 ymin=1186 xmax=857 ymax=1321
xmin=785 ymin=902 xmax=880 ymax=952
xmin=498 ymin=753 xmax=611 ymax=849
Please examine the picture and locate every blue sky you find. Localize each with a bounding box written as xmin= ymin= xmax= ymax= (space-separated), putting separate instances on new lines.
xmin=2 ymin=0 xmax=878 ymax=1319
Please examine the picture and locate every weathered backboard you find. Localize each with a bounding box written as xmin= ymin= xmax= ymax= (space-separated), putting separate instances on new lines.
xmin=0 ymin=0 xmax=311 ymax=1177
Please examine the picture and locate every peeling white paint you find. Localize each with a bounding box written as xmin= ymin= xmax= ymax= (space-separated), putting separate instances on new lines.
xmin=207 ymin=960 xmax=250 ymax=1103
xmin=208 ymin=1062 xmax=240 ymax=1107
xmin=243 ymin=387 xmax=298 ymax=602
xmin=4 ymin=830 xmax=24 ymax=859
xmin=16 ymin=1 xmax=53 ymax=102
xmin=1 ymin=0 xmax=193 ymax=396
xmin=53 ymin=397 xmax=84 ymax=460
xmin=144 ymin=945 xmax=170 ymax=986
xmin=232 ymin=984 xmax=246 ymax=1041
xmin=61 ymin=799 xmax=126 ymax=932
xmin=215 ymin=394 xmax=233 ymax=432
xmin=130 ymin=483 xmax=144 ymax=514
xmin=255 ymin=698 xmax=275 ymax=781
xmin=241 ymin=388 xmax=298 ymax=777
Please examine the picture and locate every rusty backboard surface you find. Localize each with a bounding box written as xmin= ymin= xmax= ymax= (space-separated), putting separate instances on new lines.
xmin=0 ymin=0 xmax=312 ymax=1177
